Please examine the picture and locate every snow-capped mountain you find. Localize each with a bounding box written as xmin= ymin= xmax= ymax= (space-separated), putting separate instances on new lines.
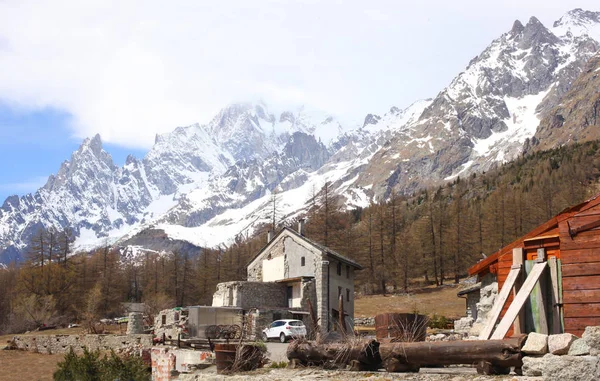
xmin=1 ymin=9 xmax=600 ymax=263
xmin=0 ymin=103 xmax=347 ymax=263
xmin=357 ymin=9 xmax=600 ymax=197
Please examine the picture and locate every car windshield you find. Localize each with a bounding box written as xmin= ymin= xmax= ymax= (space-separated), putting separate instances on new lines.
xmin=288 ymin=321 xmax=304 ymax=327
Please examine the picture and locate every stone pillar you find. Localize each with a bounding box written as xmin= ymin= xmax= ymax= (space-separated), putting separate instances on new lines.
xmin=126 ymin=312 xmax=144 ymax=335
xmin=317 ymin=260 xmax=329 ymax=333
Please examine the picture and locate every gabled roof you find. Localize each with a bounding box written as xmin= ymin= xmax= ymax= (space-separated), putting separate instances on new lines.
xmin=248 ymin=227 xmax=363 ymax=270
xmin=468 ymin=193 xmax=600 ymax=276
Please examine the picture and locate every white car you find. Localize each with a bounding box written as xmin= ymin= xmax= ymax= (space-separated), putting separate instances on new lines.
xmin=262 ymin=319 xmax=307 ymax=343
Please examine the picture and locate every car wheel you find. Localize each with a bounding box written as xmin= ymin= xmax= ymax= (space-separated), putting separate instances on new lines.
xmin=279 ymin=333 xmax=287 ymax=343
xmin=262 ymin=333 xmax=268 ymax=342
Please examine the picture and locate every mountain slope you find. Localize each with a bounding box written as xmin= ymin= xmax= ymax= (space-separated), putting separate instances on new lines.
xmin=2 ymin=9 xmax=600 ymax=263
xmin=358 ymin=11 xmax=600 ymax=197
xmin=528 ymin=52 xmax=600 ymax=152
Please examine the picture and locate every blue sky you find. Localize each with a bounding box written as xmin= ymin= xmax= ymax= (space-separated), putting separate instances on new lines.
xmin=0 ymin=104 xmax=145 ymax=201
xmin=0 ymin=0 xmax=598 ymax=203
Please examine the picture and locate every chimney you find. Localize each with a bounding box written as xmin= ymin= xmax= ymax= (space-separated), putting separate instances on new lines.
xmin=298 ymin=219 xmax=305 ymax=236
xmin=267 ymin=231 xmax=272 ymax=243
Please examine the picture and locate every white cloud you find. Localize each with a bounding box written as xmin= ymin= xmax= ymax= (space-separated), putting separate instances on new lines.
xmin=0 ymin=0 xmax=596 ymax=149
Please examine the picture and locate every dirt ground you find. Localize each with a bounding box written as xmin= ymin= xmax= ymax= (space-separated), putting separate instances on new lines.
xmin=354 ymin=284 xmax=466 ymax=319
xmin=0 ymin=350 xmax=63 ymax=381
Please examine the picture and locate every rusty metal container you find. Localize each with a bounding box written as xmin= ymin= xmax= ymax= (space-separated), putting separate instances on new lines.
xmin=375 ymin=313 xmax=429 ymax=342
xmin=214 ymin=343 xmax=237 ymax=373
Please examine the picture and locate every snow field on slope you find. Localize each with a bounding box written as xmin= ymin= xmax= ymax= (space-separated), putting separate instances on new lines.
xmin=471 ymin=89 xmax=550 ymax=159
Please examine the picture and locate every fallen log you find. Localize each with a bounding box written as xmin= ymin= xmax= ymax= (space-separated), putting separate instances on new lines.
xmin=379 ymin=339 xmax=523 ymax=375
xmin=288 ymin=337 xmax=525 ymax=375
xmin=286 ymin=339 xmax=381 ymax=370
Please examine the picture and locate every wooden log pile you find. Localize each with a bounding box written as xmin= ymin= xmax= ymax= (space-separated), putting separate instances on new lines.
xmin=286 ymin=336 xmax=526 ymax=375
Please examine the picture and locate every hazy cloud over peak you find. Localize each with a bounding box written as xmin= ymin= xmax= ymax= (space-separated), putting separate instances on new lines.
xmin=0 ymin=0 xmax=596 ymax=149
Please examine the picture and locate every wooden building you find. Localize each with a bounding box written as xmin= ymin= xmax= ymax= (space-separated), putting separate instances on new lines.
xmin=468 ymin=194 xmax=600 ymax=338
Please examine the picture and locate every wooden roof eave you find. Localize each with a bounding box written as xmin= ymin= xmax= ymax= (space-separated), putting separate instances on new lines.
xmin=468 ymin=216 xmax=560 ymax=276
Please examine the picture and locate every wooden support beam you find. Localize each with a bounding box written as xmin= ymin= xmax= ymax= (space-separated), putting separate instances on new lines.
xmin=479 ymin=265 xmax=522 ymax=340
xmin=491 ymin=261 xmax=548 ymax=339
xmin=512 ymin=248 xmax=525 ymax=335
xmin=548 ymin=258 xmax=562 ymax=334
xmin=338 ymin=294 xmax=345 ymax=335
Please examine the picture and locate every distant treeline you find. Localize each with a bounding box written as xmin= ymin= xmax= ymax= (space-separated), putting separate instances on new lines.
xmin=1 ymin=140 xmax=599 ymax=334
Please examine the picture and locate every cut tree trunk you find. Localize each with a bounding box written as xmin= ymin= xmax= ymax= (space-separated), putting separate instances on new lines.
xmin=287 ymin=337 xmax=525 ymax=375
xmin=287 ymin=339 xmax=381 ymax=370
xmin=379 ymin=339 xmax=522 ymax=374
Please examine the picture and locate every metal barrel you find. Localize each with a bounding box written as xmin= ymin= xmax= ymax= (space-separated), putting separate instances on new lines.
xmin=214 ymin=343 xmax=237 ymax=373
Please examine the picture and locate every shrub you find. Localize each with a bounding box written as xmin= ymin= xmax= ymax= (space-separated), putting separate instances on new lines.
xmin=54 ymin=347 xmax=150 ymax=381
xmin=428 ymin=314 xmax=449 ymax=329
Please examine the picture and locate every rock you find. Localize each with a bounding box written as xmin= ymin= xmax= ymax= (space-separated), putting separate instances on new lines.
xmin=582 ymin=326 xmax=600 ymax=355
xmin=453 ymin=317 xmax=473 ymax=333
xmin=548 ymin=333 xmax=578 ymax=355
xmin=522 ymin=332 xmax=548 ymax=355
xmin=523 ymin=353 xmax=600 ymax=380
xmin=522 ymin=355 xmax=546 ymax=376
xmin=568 ymin=338 xmax=590 ymax=356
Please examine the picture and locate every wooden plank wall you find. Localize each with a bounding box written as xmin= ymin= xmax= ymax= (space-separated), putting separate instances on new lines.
xmin=560 ymin=212 xmax=600 ymax=337
xmin=495 ymin=237 xmax=559 ymax=338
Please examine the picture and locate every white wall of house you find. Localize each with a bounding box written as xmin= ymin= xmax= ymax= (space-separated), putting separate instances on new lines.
xmin=285 ymin=237 xmax=319 ymax=279
xmin=262 ymin=255 xmax=285 ymax=281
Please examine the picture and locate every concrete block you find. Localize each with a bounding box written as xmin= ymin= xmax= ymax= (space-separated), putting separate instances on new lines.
xmin=568 ymin=338 xmax=590 ymax=356
xmin=174 ymin=349 xmax=215 ymax=373
xmin=522 ymin=332 xmax=548 ymax=355
xmin=548 ymin=333 xmax=578 ymax=355
xmin=523 ymin=353 xmax=600 ymax=381
xmin=583 ymin=326 xmax=600 ymax=355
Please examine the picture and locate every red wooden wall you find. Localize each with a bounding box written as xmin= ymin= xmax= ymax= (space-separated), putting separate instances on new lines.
xmin=559 ymin=206 xmax=600 ymax=337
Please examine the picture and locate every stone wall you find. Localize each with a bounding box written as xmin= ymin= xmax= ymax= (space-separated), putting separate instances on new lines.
xmin=469 ymin=273 xmax=497 ymax=336
xmin=522 ymin=328 xmax=600 ymax=380
xmin=11 ymin=334 xmax=153 ymax=355
xmin=154 ymin=308 xmax=187 ymax=339
xmin=212 ymin=281 xmax=287 ymax=309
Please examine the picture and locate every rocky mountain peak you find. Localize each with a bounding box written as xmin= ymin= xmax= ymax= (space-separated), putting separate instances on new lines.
xmin=510 ymin=20 xmax=525 ymax=36
xmin=554 ymin=8 xmax=600 ymax=28
xmin=517 ymin=16 xmax=559 ymax=48
xmin=363 ymin=114 xmax=382 ymax=128
xmin=279 ymin=111 xmax=295 ymax=124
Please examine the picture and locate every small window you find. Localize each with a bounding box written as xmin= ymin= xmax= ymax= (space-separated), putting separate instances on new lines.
xmin=346 ymin=288 xmax=350 ymax=302
xmin=346 ymin=265 xmax=350 ymax=278
xmin=301 ymin=256 xmax=305 ymax=266
xmin=337 ymin=262 xmax=342 ymax=276
xmin=161 ymin=315 xmax=166 ymax=325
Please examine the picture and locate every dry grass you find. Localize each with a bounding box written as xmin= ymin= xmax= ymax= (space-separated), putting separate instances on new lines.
xmin=0 ymin=350 xmax=63 ymax=381
xmin=0 ymin=325 xmax=126 ymax=381
xmin=354 ymin=284 xmax=465 ymax=319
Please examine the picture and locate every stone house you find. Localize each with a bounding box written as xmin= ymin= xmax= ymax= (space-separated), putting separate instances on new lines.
xmin=212 ymin=222 xmax=363 ymax=336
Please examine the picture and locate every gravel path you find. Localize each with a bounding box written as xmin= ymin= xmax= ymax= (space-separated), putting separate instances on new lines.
xmin=183 ymin=366 xmax=542 ymax=381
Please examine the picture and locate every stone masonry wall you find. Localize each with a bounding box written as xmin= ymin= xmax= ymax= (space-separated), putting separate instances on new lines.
xmin=212 ymin=281 xmax=287 ymax=309
xmin=11 ymin=334 xmax=153 ymax=355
